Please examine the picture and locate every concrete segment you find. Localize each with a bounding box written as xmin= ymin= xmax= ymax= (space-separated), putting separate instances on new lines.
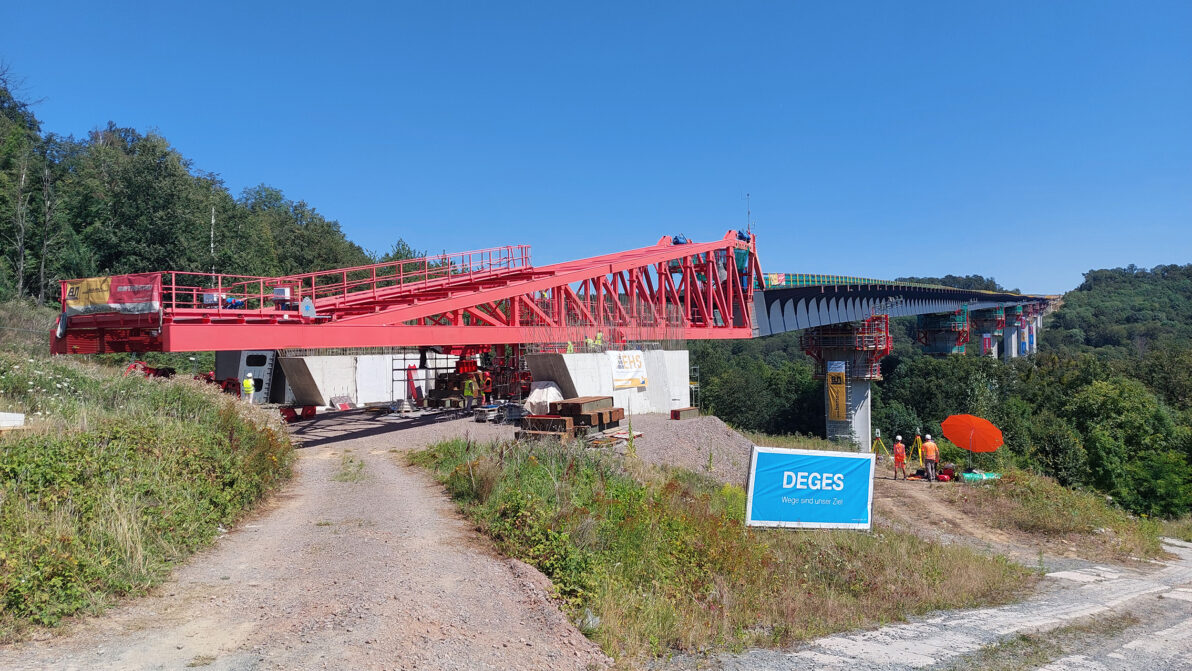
xmin=526 ymin=350 xmax=690 ymax=415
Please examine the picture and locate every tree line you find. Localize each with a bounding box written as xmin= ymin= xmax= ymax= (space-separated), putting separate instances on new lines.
xmin=0 ymin=70 xmax=415 ymax=305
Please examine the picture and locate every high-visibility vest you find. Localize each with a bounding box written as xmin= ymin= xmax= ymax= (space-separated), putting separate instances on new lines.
xmin=241 ymin=378 xmax=254 ymax=396
xmin=923 ymin=441 xmax=939 ymax=461
xmin=463 ymin=379 xmax=476 ymax=397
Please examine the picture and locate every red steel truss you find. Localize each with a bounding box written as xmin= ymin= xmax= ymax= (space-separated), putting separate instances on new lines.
xmin=52 ymin=231 xmax=762 ymax=354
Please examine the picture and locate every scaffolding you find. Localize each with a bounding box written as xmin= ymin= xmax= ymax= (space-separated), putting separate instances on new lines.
xmin=916 ymin=305 xmax=971 ymax=355
xmin=800 ymin=315 xmax=892 ymax=380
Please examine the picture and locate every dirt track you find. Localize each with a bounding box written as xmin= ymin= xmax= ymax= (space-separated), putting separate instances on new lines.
xmin=0 ymin=412 xmax=608 ymax=671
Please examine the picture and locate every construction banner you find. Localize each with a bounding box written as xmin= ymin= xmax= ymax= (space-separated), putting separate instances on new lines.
xmin=826 ymin=361 xmax=847 ymax=422
xmin=745 ymin=445 xmax=876 ymax=529
xmin=63 ymin=273 xmax=162 ymax=317
xmin=607 ymin=349 xmax=647 ymax=389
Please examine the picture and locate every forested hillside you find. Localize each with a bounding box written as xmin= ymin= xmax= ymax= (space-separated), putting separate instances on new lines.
xmin=1044 ymin=265 xmax=1192 ymax=355
xmin=0 ymin=72 xmax=412 ymax=304
xmin=693 ymin=267 xmax=1192 ymax=518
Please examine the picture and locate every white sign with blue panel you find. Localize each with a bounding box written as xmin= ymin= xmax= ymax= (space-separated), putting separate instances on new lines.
xmin=745 ymin=446 xmax=875 ymax=530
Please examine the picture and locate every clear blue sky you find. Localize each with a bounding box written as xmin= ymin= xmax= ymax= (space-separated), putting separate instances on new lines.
xmin=4 ymin=1 xmax=1190 ymax=293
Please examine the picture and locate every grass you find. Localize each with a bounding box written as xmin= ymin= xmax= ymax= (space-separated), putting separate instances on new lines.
xmin=411 ymin=438 xmax=1035 ymax=661
xmin=332 ymin=453 xmax=366 ymax=482
xmin=0 ymin=303 xmax=294 ymax=639
xmin=941 ymin=613 xmax=1138 ymax=670
xmin=737 ymin=430 xmax=848 ymax=452
xmin=1160 ymin=517 xmax=1192 ymax=543
xmin=943 ymin=469 xmax=1163 ymax=560
xmin=0 ymin=301 xmax=57 ymax=359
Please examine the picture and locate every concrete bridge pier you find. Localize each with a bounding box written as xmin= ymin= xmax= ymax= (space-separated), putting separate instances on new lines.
xmin=821 ymin=362 xmax=872 ymax=447
xmin=1003 ymin=327 xmax=1018 ymax=362
xmin=971 ymin=308 xmax=1005 ymax=358
xmin=801 ymin=317 xmax=891 ymax=451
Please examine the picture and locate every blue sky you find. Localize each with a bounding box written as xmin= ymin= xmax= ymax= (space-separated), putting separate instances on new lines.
xmin=4 ymin=1 xmax=1190 ymax=293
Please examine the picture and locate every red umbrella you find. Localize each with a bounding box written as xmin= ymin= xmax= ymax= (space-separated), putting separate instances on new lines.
xmin=941 ymin=414 xmax=1004 ymax=453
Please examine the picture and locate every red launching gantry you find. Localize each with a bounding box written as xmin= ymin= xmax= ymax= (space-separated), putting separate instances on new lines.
xmin=51 ymin=231 xmax=762 ymax=354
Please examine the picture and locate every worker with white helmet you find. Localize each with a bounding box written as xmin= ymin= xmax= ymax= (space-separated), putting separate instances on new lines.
xmin=242 ymin=373 xmax=255 ymax=404
xmin=892 ymin=435 xmax=907 ymax=480
xmin=922 ymin=433 xmax=939 ymax=482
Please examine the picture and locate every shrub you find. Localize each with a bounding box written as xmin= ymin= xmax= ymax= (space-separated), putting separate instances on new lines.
xmin=0 ymin=351 xmax=292 ymax=635
xmin=413 ymin=438 xmax=1033 ymax=660
xmin=946 ymin=469 xmax=1162 ymax=559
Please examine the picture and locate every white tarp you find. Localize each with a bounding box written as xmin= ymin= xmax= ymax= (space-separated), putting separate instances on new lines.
xmin=607 ymin=349 xmax=648 ymax=389
xmin=0 ymin=412 xmax=25 ymax=428
xmin=523 ymin=381 xmax=564 ymax=415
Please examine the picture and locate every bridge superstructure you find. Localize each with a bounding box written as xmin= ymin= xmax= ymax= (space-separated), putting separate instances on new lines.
xmin=754 ymin=275 xmax=1050 ymax=443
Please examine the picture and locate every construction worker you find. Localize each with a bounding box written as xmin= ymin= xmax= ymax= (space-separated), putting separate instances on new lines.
xmin=566 ymin=341 xmax=574 ymax=353
xmin=922 ymin=434 xmax=940 ymax=482
xmin=462 ymin=374 xmax=477 ymax=411
xmin=241 ymin=373 xmax=255 ymax=404
xmin=595 ymin=330 xmax=604 ymax=349
xmin=893 ymin=435 xmax=908 ymax=480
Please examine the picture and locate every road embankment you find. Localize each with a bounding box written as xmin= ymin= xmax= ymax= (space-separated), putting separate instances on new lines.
xmin=0 ymin=351 xmax=293 ymax=639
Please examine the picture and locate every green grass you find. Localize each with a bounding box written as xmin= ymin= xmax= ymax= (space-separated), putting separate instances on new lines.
xmin=0 ymin=301 xmax=57 ymax=359
xmin=332 ymin=453 xmax=366 ymax=482
xmin=412 ymin=438 xmax=1035 ymax=661
xmin=945 ymin=469 xmax=1163 ymax=560
xmin=942 ymin=613 xmax=1138 ymax=670
xmin=0 ymin=338 xmax=293 ymax=638
xmin=1160 ymin=517 xmax=1192 ymax=543
xmin=738 ymin=430 xmax=854 ymax=451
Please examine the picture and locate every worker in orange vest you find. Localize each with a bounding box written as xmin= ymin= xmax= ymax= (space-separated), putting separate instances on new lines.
xmin=922 ymin=434 xmax=940 ymax=482
xmin=892 ymin=435 xmax=908 ymax=480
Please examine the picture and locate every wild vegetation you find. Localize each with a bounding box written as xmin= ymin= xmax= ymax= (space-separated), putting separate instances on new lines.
xmin=412 ymin=437 xmax=1034 ymax=660
xmin=943 ymin=470 xmax=1162 ymax=560
xmin=692 ymin=266 xmax=1192 ymax=521
xmin=0 ymin=304 xmax=293 ymax=638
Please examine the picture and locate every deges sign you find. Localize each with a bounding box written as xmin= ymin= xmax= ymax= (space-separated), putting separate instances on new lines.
xmin=745 ymin=446 xmax=875 ymax=530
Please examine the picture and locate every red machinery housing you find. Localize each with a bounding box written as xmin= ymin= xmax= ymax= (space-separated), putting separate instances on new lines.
xmin=52 ymin=231 xmax=762 ymax=355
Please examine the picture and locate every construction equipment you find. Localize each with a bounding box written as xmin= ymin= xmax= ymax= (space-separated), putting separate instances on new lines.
xmin=123 ymin=360 xmax=175 ymax=378
xmin=52 ymin=231 xmax=762 ymax=355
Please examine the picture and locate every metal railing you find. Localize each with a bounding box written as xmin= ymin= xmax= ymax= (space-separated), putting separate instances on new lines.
xmin=157 ymin=245 xmax=532 ymax=318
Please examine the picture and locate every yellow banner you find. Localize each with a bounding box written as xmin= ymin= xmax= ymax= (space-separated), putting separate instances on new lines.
xmin=64 ymin=276 xmax=112 ymax=314
xmin=827 ymin=371 xmax=847 ymax=421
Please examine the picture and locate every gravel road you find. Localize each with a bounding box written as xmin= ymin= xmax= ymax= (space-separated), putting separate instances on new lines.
xmin=0 ymin=411 xmax=609 ymax=671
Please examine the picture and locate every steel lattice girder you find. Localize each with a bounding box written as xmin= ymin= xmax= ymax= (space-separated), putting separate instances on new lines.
xmin=52 ymin=231 xmax=762 ymax=354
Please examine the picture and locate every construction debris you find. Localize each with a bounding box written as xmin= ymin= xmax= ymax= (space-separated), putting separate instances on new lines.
xmin=516 ymin=396 xmax=625 ymax=442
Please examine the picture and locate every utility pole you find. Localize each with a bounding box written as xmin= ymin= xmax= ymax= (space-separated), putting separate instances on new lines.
xmin=210 ymin=205 xmax=216 ymax=276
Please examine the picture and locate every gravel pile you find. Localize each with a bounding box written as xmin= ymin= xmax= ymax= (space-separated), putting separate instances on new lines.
xmin=623 ymin=413 xmax=755 ymax=486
